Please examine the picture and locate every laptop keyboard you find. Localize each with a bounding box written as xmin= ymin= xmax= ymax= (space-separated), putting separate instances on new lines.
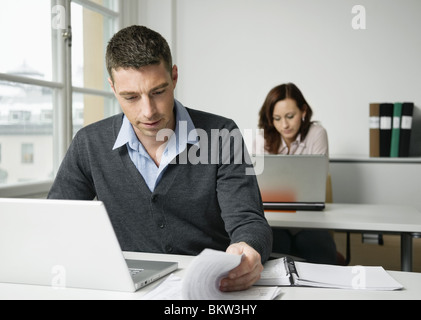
xmin=129 ymin=268 xmax=144 ymax=277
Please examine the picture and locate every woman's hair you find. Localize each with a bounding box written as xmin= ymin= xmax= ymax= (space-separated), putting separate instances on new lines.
xmin=258 ymin=82 xmax=313 ymax=154
xmin=106 ymin=25 xmax=173 ymax=84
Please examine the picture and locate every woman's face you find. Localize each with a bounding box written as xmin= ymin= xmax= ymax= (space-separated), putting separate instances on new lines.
xmin=272 ymin=98 xmax=306 ymax=145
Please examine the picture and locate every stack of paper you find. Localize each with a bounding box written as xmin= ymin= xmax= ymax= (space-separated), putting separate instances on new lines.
xmin=142 ymin=249 xmax=282 ymax=300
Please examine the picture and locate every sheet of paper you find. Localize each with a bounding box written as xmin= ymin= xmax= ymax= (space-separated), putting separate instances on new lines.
xmin=295 ymin=262 xmax=403 ymax=290
xmin=182 ymin=249 xmax=242 ymax=300
xmin=142 ymin=249 xmax=283 ymax=300
xmin=141 ymin=274 xmax=183 ymax=300
xmin=142 ymin=273 xmax=282 ymax=300
xmin=255 ymin=258 xmax=291 ymax=286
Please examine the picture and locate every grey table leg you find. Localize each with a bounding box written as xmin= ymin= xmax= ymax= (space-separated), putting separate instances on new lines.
xmin=401 ymin=233 xmax=413 ymax=272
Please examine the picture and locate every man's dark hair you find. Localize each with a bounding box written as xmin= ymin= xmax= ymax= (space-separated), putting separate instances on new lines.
xmin=106 ymin=25 xmax=173 ymax=83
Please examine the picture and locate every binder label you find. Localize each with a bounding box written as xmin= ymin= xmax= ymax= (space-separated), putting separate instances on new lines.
xmin=380 ymin=117 xmax=392 ymax=129
xmin=393 ymin=117 xmax=401 ymax=129
xmin=401 ymin=116 xmax=413 ymax=130
xmin=369 ymin=117 xmax=380 ymax=129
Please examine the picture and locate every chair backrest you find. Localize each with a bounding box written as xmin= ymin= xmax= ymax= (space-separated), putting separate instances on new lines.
xmin=326 ymin=173 xmax=333 ymax=203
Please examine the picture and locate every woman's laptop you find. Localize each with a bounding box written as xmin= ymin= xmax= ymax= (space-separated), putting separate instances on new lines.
xmin=253 ymin=154 xmax=329 ymax=211
xmin=0 ymin=198 xmax=178 ymax=292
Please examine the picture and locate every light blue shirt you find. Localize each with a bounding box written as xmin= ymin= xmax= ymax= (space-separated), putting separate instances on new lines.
xmin=113 ymin=100 xmax=198 ymax=192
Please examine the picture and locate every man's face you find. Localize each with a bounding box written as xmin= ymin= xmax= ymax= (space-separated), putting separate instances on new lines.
xmin=109 ymin=62 xmax=178 ymax=142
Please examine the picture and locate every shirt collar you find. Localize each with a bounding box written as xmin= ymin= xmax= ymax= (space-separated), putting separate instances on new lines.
xmin=112 ymin=115 xmax=138 ymax=151
xmin=174 ymin=99 xmax=198 ymax=146
xmin=112 ymin=99 xmax=198 ymax=151
xmin=279 ymin=133 xmax=303 ymax=154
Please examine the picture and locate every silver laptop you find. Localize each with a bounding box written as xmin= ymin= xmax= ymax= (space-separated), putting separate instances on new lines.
xmin=0 ymin=198 xmax=178 ymax=292
xmin=253 ymin=154 xmax=328 ymax=211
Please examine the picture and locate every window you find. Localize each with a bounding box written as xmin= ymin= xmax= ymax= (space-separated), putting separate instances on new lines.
xmin=0 ymin=143 xmax=6 ymax=184
xmin=21 ymin=144 xmax=34 ymax=164
xmin=0 ymin=0 xmax=121 ymax=194
xmin=9 ymin=111 xmax=32 ymax=123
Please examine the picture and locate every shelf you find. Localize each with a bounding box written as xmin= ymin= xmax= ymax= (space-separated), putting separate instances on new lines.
xmin=330 ymin=155 xmax=421 ymax=164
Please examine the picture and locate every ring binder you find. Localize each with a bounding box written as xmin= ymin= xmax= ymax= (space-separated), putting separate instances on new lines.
xmin=284 ymin=256 xmax=299 ymax=285
xmin=256 ymin=256 xmax=403 ymax=290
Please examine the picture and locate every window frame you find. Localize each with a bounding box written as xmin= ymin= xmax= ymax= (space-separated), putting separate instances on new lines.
xmin=0 ymin=0 xmax=127 ymax=198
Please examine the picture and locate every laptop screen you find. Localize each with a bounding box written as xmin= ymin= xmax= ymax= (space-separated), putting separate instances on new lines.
xmin=253 ymin=154 xmax=328 ymax=210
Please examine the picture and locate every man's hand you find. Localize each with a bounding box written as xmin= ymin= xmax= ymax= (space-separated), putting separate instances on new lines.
xmin=219 ymin=242 xmax=264 ymax=292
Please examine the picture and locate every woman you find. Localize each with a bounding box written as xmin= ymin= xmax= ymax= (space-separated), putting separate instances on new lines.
xmin=257 ymin=82 xmax=337 ymax=264
xmin=257 ymin=82 xmax=328 ymax=155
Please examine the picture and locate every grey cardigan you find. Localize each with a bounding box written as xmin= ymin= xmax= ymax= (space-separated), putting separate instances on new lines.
xmin=48 ymin=107 xmax=272 ymax=262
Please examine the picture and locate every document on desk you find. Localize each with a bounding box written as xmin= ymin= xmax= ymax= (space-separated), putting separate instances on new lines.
xmin=142 ymin=249 xmax=282 ymax=300
xmin=256 ymin=257 xmax=404 ymax=291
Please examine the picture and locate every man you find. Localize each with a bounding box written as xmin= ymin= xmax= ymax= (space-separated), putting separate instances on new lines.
xmin=48 ymin=25 xmax=272 ymax=292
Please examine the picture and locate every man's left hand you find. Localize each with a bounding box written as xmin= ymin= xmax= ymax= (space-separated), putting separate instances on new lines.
xmin=219 ymin=242 xmax=264 ymax=292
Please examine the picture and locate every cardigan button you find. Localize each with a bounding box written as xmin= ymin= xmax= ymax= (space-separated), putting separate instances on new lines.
xmin=151 ymin=195 xmax=158 ymax=203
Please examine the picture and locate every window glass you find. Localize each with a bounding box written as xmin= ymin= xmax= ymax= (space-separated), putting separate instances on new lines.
xmin=0 ymin=0 xmax=53 ymax=81
xmin=94 ymin=0 xmax=118 ymax=11
xmin=73 ymin=92 xmax=120 ymax=136
xmin=0 ymin=81 xmax=54 ymax=185
xmin=71 ymin=2 xmax=115 ymax=91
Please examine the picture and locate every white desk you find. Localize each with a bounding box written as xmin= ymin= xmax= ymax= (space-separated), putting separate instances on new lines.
xmin=1 ymin=252 xmax=421 ymax=300
xmin=265 ymin=203 xmax=421 ymax=271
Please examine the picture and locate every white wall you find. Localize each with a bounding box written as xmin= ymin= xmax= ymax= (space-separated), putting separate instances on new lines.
xmin=138 ymin=0 xmax=421 ymax=157
xmin=137 ymin=0 xmax=175 ymax=56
